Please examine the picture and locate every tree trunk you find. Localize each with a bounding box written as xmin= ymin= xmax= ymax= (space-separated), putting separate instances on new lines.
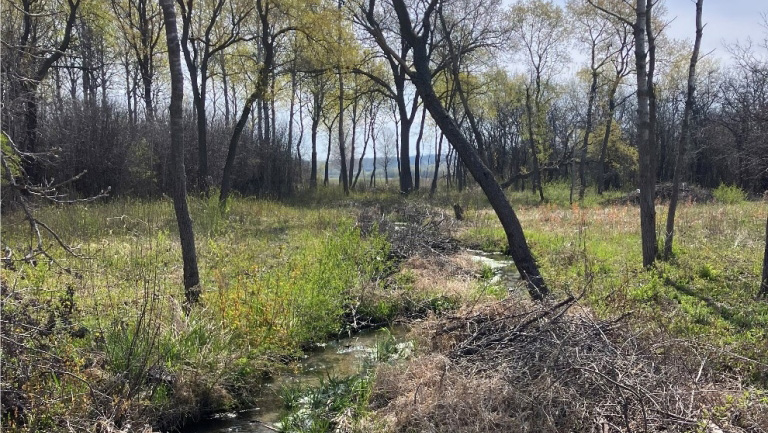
xmin=220 ymin=91 xmax=259 ymax=205
xmin=160 ymin=0 xmax=200 ymax=304
xmin=391 ymin=0 xmax=548 ymax=299
xmin=398 ymin=101 xmax=414 ymax=193
xmin=370 ymin=133 xmax=377 ymax=188
xmin=338 ymin=70 xmax=349 ymax=194
xmin=597 ymin=87 xmax=617 ymax=194
xmin=221 ymin=55 xmax=230 ymax=126
xmin=348 ymin=96 xmax=358 ymax=189
xmin=664 ymin=0 xmax=703 ymax=260
xmin=310 ymin=112 xmax=319 ymax=190
xmin=635 ymin=0 xmax=657 ymax=267
xmin=525 ymin=87 xmax=544 ymax=201
xmin=288 ymin=65 xmax=298 ymax=183
xmin=324 ymin=123 xmax=332 ymax=186
xmin=579 ymin=62 xmax=599 ymax=201
xmin=430 ymin=132 xmax=444 ymax=198
xmin=414 ymin=104 xmax=426 ymax=190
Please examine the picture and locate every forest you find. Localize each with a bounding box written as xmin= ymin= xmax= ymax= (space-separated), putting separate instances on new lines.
xmin=2 ymin=0 xmax=768 ymax=432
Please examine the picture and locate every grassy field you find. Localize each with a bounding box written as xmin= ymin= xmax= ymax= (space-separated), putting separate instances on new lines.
xmin=2 ymin=183 xmax=768 ymax=432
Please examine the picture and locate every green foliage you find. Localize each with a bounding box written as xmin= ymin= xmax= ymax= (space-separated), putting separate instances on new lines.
xmin=587 ymin=121 xmax=638 ymax=187
xmin=713 ymin=183 xmax=747 ymax=204
xmin=479 ymin=264 xmax=494 ymax=280
xmin=1 ymin=132 xmax=22 ymax=181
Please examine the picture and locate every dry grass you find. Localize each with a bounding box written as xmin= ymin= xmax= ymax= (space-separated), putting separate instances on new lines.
xmin=370 ymin=298 xmax=768 ymax=433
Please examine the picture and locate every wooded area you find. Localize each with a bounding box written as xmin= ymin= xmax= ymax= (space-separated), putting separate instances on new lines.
xmin=3 ymin=0 xmax=768 ymax=201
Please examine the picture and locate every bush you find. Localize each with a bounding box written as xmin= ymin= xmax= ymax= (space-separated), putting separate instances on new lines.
xmin=713 ymin=184 xmax=747 ymax=204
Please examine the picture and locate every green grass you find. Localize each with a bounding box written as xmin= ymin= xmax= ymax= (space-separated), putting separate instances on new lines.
xmin=457 ymin=197 xmax=768 ymax=371
xmin=0 ymin=195 xmax=394 ymax=431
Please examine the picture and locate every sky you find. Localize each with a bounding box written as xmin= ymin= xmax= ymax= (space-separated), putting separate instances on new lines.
xmin=663 ymin=0 xmax=766 ymax=61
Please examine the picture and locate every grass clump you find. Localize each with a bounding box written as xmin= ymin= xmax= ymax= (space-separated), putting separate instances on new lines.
xmin=278 ymin=330 xmax=408 ymax=433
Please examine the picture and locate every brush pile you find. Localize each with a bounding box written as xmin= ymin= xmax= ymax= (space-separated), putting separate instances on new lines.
xmin=357 ymin=203 xmax=459 ymax=260
xmin=608 ymin=183 xmax=713 ymax=205
xmin=371 ymin=297 xmax=768 ymax=432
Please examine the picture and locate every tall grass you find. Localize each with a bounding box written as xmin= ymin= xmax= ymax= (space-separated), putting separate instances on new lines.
xmin=0 ymin=195 xmax=392 ymax=431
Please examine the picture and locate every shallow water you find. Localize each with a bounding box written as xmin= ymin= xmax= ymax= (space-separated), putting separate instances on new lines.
xmin=182 ymin=326 xmax=407 ymax=433
xmin=466 ymin=249 xmax=521 ymax=286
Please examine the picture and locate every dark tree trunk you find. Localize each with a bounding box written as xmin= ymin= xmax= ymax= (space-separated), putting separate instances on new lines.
xmin=430 ymin=132 xmax=444 ymax=198
xmin=160 ymin=0 xmax=200 ymax=304
xmin=664 ymin=0 xmax=703 ymax=260
xmin=221 ymin=55 xmax=230 ymax=125
xmin=324 ymin=123 xmax=332 ymax=186
xmin=310 ymin=113 xmax=319 ymax=190
xmin=597 ymin=88 xmax=617 ymax=194
xmin=635 ymin=0 xmax=657 ymax=267
xmin=414 ymin=104 xmax=426 ymax=190
xmin=370 ymin=133 xmax=377 ymax=188
xmin=288 ymin=65 xmax=297 ymax=181
xmin=220 ymin=91 xmax=259 ymax=205
xmin=195 ymin=94 xmax=209 ymax=193
xmin=525 ymin=87 xmax=544 ymax=201
xmin=348 ymin=96 xmax=358 ymax=189
xmin=338 ymin=70 xmax=349 ymax=194
xmin=398 ymin=99 xmax=415 ymax=193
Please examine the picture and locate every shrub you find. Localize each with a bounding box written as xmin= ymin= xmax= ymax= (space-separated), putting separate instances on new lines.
xmin=713 ymin=184 xmax=747 ymax=204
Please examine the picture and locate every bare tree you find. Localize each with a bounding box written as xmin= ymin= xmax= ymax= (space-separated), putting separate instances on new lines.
xmin=509 ymin=0 xmax=571 ymax=202
xmin=176 ymin=0 xmax=252 ymax=193
xmin=358 ymin=0 xmax=548 ymax=300
xmin=159 ymin=0 xmax=200 ymax=304
xmin=664 ymin=0 xmax=703 ymax=260
xmin=110 ymin=0 xmax=164 ymax=121
xmin=590 ymin=0 xmax=658 ymax=267
xmin=3 ymin=0 xmax=81 ymax=181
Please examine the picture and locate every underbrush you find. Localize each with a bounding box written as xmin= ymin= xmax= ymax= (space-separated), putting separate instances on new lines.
xmin=370 ymin=298 xmax=768 ymax=432
xmin=4 ymin=186 xmax=765 ymax=431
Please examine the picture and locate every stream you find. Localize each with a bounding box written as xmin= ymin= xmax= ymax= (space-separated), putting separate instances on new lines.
xmin=466 ymin=249 xmax=521 ymax=286
xmin=183 ymin=251 xmax=518 ymax=433
xmin=182 ymin=326 xmax=408 ymax=433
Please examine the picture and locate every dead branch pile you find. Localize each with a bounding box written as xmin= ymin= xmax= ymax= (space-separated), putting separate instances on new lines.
xmin=371 ymin=298 xmax=768 ymax=432
xmin=607 ymin=183 xmax=713 ymax=205
xmin=357 ymin=203 xmax=459 ymax=260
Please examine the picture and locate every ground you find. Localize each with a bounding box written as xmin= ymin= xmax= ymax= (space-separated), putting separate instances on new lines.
xmin=1 ymin=184 xmax=767 ymax=432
